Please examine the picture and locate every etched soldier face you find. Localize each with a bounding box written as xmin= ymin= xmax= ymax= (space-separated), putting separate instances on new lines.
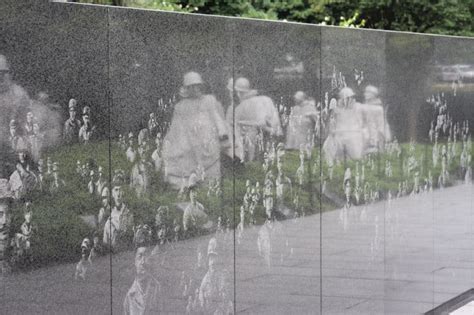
xmin=69 ymin=109 xmax=76 ymax=120
xmin=24 ymin=211 xmax=32 ymax=223
xmin=363 ymin=90 xmax=376 ymax=102
xmin=186 ymin=84 xmax=203 ymax=99
xmin=101 ymin=196 xmax=109 ymax=208
xmin=0 ymin=70 xmax=10 ymax=91
xmin=208 ymin=254 xmax=217 ymax=272
xmin=341 ymin=96 xmax=354 ymax=108
xmin=135 ymin=247 xmax=147 ymax=277
xmin=18 ymin=151 xmax=26 ymax=163
xmin=26 ymin=112 xmax=33 ymax=123
xmin=112 ymin=185 xmax=123 ymax=206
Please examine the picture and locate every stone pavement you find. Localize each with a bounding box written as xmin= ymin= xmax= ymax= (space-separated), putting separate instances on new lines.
xmin=1 ymin=184 xmax=473 ymax=314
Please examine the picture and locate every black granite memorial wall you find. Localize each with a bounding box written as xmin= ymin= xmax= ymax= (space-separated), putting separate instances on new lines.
xmin=0 ymin=1 xmax=473 ymax=314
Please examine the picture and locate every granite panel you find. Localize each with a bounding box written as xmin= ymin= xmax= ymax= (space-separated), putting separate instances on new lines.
xmin=108 ymin=7 xmax=235 ymax=314
xmin=0 ymin=0 xmax=111 ymax=313
xmin=232 ymin=18 xmax=321 ymax=314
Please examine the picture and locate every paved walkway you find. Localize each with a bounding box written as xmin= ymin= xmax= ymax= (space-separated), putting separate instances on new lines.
xmin=1 ymin=184 xmax=473 ymax=314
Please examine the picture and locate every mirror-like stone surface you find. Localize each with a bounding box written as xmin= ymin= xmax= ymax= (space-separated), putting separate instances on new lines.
xmin=232 ymin=19 xmax=321 ymax=314
xmin=108 ymin=7 xmax=235 ymax=314
xmin=0 ymin=0 xmax=111 ymax=314
xmin=320 ymin=27 xmax=387 ymax=314
xmin=431 ymin=35 xmax=474 ymax=309
xmin=0 ymin=1 xmax=473 ymax=314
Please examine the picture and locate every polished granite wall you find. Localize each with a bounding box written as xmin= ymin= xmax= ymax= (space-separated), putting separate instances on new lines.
xmin=0 ymin=0 xmax=473 ymax=314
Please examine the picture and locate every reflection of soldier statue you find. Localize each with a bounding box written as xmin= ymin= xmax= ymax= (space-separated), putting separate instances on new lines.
xmin=98 ymin=187 xmax=109 ymax=228
xmin=79 ymin=106 xmax=96 ymax=144
xmin=13 ymin=202 xmax=35 ymax=264
xmin=36 ymin=159 xmax=47 ymax=191
xmin=103 ymin=171 xmax=134 ymax=249
xmin=126 ymin=132 xmax=137 ymax=164
xmin=323 ymin=87 xmax=364 ymax=163
xmin=233 ymin=77 xmax=282 ymax=162
xmin=0 ymin=55 xmax=32 ymax=140
xmin=9 ymin=150 xmax=37 ymax=199
xmin=0 ymin=180 xmax=13 ymax=274
xmin=360 ymin=85 xmax=391 ymax=152
xmin=163 ymin=72 xmax=230 ymax=189
xmin=28 ymin=120 xmax=43 ymax=162
xmin=183 ymin=186 xmax=210 ymax=236
xmin=257 ymin=203 xmax=288 ymax=268
xmin=123 ymin=246 xmax=162 ymax=314
xmin=87 ymin=170 xmax=96 ymax=194
xmin=343 ymin=168 xmax=352 ymax=207
xmin=130 ymin=145 xmax=152 ymax=198
xmin=148 ymin=112 xmax=159 ymax=137
xmin=151 ymin=134 xmax=162 ymax=172
xmin=95 ymin=166 xmax=107 ymax=196
xmin=50 ymin=162 xmax=66 ymax=193
xmin=63 ymin=99 xmax=81 ymax=145
xmin=8 ymin=119 xmax=27 ymax=154
xmin=286 ymin=91 xmax=318 ymax=150
xmin=24 ymin=111 xmax=35 ymax=136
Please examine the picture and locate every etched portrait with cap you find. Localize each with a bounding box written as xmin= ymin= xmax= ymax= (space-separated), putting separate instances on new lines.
xmin=63 ymin=98 xmax=82 ymax=144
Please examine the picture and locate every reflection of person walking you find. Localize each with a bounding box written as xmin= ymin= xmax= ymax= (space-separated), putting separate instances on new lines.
xmin=63 ymin=99 xmax=81 ymax=145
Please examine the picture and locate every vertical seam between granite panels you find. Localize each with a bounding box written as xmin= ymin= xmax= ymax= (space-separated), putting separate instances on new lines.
xmin=318 ymin=25 xmax=323 ymax=315
xmin=231 ymin=20 xmax=237 ymax=315
xmin=106 ymin=6 xmax=113 ymax=315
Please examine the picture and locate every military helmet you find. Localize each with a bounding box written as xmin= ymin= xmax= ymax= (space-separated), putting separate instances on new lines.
xmin=68 ymin=98 xmax=77 ymax=110
xmin=182 ymin=71 xmax=204 ymax=87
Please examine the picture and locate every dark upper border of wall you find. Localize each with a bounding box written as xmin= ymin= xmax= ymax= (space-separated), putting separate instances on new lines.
xmin=51 ymin=0 xmax=474 ymax=41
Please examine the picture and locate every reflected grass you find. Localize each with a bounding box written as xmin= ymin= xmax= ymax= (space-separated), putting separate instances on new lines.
xmin=9 ymin=140 xmax=473 ymax=269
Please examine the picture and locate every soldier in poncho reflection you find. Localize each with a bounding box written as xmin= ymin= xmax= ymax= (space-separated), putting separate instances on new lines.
xmin=232 ymin=77 xmax=282 ymax=162
xmin=163 ymin=72 xmax=230 ymax=189
xmin=323 ymin=87 xmax=365 ymax=163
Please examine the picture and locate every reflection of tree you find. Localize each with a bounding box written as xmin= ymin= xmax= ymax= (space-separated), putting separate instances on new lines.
xmin=273 ymin=53 xmax=304 ymax=80
xmin=385 ymin=34 xmax=434 ymax=142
